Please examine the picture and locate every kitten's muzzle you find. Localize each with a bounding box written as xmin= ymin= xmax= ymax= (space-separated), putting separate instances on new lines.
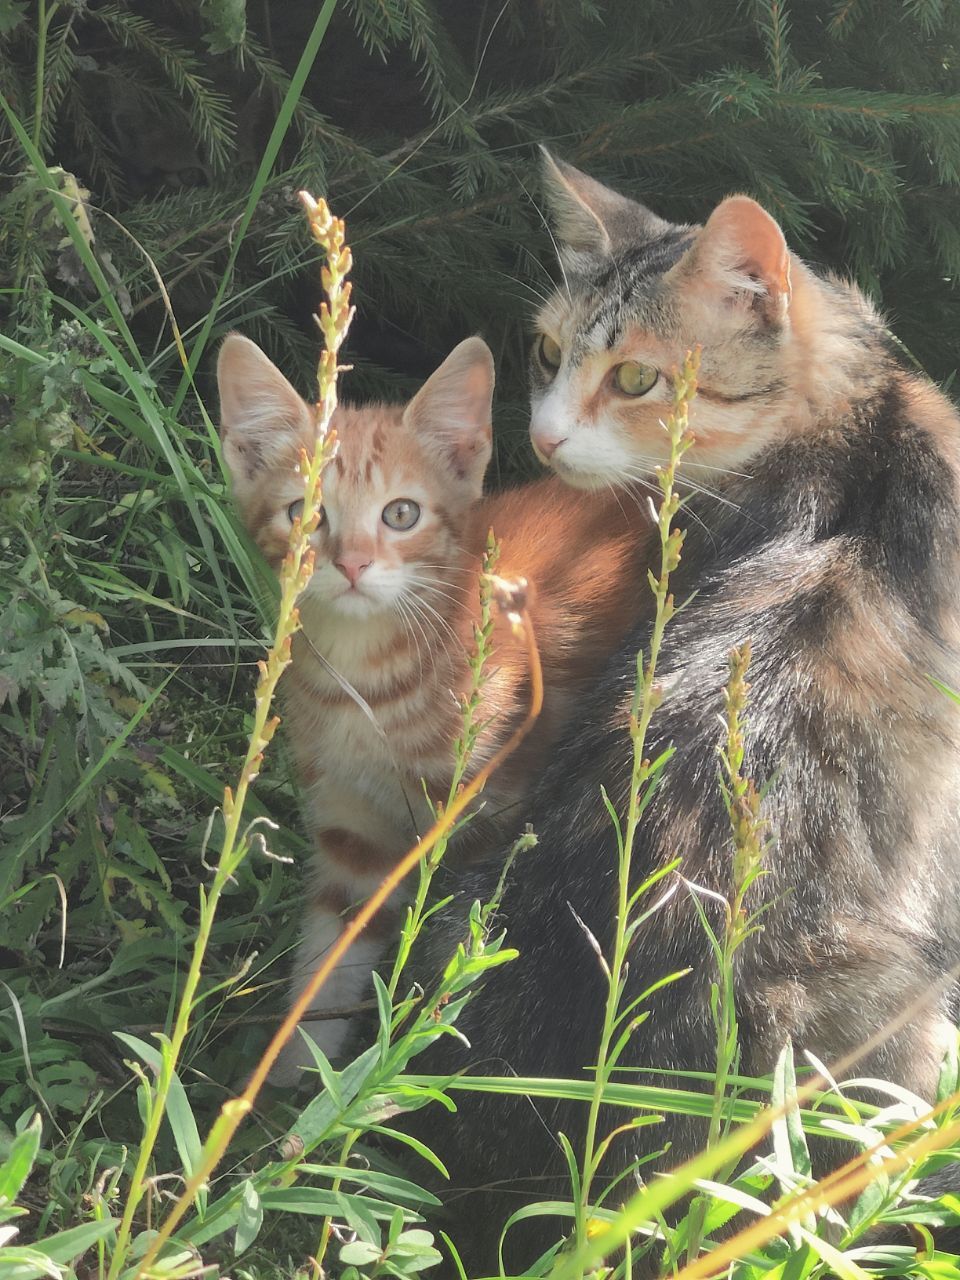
xmin=334 ymin=552 xmax=373 ymax=587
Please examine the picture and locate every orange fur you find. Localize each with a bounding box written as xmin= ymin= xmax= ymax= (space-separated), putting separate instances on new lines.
xmin=217 ymin=334 xmax=649 ymax=1082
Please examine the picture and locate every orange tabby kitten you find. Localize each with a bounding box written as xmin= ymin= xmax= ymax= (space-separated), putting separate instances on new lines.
xmin=218 ymin=333 xmax=647 ymax=1083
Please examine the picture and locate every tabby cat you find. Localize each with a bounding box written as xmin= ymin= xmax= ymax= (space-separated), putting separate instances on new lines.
xmin=411 ymin=155 xmax=960 ymax=1269
xmin=217 ymin=332 xmax=646 ymax=1084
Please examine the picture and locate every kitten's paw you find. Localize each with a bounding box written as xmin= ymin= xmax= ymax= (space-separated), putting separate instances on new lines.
xmin=266 ymin=1018 xmax=350 ymax=1086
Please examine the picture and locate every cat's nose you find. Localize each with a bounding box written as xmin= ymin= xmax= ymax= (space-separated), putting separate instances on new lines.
xmin=531 ymin=431 xmax=567 ymax=461
xmin=334 ymin=553 xmax=373 ymax=587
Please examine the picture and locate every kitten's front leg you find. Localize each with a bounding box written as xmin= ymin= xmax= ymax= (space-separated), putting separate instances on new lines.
xmin=269 ymin=836 xmax=404 ymax=1087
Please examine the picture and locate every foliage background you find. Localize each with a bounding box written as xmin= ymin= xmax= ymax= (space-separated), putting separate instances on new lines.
xmin=4 ymin=0 xmax=960 ymax=1271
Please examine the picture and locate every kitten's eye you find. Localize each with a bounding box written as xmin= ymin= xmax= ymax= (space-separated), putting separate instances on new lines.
xmin=537 ymin=334 xmax=563 ymax=372
xmin=382 ymin=498 xmax=421 ymax=531
xmin=287 ymin=499 xmax=326 ymax=525
xmin=613 ymin=362 xmax=659 ymax=396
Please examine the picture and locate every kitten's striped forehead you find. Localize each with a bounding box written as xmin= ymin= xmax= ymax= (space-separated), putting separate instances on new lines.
xmin=328 ymin=404 xmax=412 ymax=488
xmin=547 ymin=227 xmax=694 ymax=358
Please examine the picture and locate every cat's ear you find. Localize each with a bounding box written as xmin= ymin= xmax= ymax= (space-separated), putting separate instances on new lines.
xmin=540 ymin=148 xmax=673 ymax=255
xmin=217 ymin=333 xmax=315 ymax=498
xmin=403 ymin=337 xmax=494 ymax=495
xmin=670 ymin=195 xmax=792 ymax=323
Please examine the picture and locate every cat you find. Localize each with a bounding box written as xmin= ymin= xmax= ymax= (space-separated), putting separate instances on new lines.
xmin=217 ymin=331 xmax=648 ymax=1085
xmin=408 ymin=153 xmax=960 ymax=1271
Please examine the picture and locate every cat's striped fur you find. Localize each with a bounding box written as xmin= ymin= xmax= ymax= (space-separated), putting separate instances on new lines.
xmin=218 ymin=334 xmax=647 ymax=1083
xmin=410 ymin=157 xmax=960 ymax=1269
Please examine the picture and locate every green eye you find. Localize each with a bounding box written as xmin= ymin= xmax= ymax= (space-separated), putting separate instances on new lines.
xmin=613 ymin=361 xmax=659 ymax=397
xmin=537 ymin=333 xmax=563 ymax=371
xmin=382 ymin=498 xmax=421 ymax=531
xmin=288 ymin=499 xmax=325 ymax=525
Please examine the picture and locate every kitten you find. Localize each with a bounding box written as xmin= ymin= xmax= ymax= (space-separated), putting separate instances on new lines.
xmin=217 ymin=333 xmax=647 ymax=1085
xmin=410 ymin=155 xmax=960 ymax=1270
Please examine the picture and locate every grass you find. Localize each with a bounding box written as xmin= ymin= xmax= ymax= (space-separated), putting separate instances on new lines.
xmin=3 ymin=21 xmax=960 ymax=1280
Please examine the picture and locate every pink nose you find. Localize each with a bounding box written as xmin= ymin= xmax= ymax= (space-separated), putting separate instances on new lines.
xmin=334 ymin=553 xmax=372 ymax=587
xmin=532 ymin=433 xmax=567 ymax=461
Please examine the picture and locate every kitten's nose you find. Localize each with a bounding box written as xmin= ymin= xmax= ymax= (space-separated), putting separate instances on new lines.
xmin=532 ymin=431 xmax=567 ymax=462
xmin=334 ymin=552 xmax=372 ymax=587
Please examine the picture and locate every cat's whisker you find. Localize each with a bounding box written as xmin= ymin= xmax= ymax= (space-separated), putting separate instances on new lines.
xmin=517 ymin=176 xmax=573 ymax=305
xmin=489 ymin=268 xmax=553 ymax=308
xmin=603 ymin=479 xmax=633 ymax=530
xmin=518 ymin=242 xmax=566 ymax=298
xmin=620 ymin=464 xmax=743 ymax=515
xmin=616 ymin=472 xmax=719 ymax=548
xmin=681 ymin=460 xmax=753 ymax=478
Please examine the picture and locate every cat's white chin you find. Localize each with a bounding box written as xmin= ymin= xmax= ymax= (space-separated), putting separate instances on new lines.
xmin=546 ymin=460 xmax=612 ymax=491
xmin=327 ymin=589 xmax=393 ymax=619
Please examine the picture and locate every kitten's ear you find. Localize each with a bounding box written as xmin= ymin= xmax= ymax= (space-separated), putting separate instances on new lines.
xmin=670 ymin=195 xmax=792 ymax=323
xmin=217 ymin=333 xmax=315 ymax=499
xmin=540 ymin=148 xmax=673 ymax=255
xmin=403 ymin=337 xmax=494 ymax=495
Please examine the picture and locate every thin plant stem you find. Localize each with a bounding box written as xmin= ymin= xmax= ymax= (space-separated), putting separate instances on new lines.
xmin=14 ymin=0 xmax=61 ymax=295
xmin=388 ymin=530 xmax=502 ymax=1002
xmin=117 ymin=190 xmax=350 ymax=1280
xmin=168 ymin=0 xmax=339 ymax=418
xmin=575 ymin=350 xmax=700 ymax=1257
xmin=139 ymin=607 xmax=544 ymax=1273
xmin=33 ymin=0 xmax=57 ymax=151
xmin=683 ymin=641 xmax=768 ymax=1263
xmin=312 ymin=534 xmax=508 ymax=1276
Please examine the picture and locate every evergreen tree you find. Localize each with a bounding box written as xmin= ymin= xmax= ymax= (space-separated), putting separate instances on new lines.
xmin=4 ymin=0 xmax=960 ymax=466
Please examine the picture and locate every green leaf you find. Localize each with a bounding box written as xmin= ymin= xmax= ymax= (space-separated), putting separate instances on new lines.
xmin=0 ymin=1115 xmax=41 ymax=1207
xmin=339 ymin=1240 xmax=382 ymax=1266
xmin=0 ymin=0 xmax=27 ymax=35
xmin=795 ymin=1226 xmax=872 ymax=1280
xmin=27 ymin=1218 xmax=117 ymax=1266
xmin=297 ymin=1164 xmax=441 ymax=1208
xmin=202 ymin=0 xmax=246 ymax=52
xmin=372 ymin=970 xmax=393 ymax=1064
xmin=114 ymin=1033 xmax=205 ymax=1213
xmin=234 ymin=1179 xmax=263 ymax=1256
xmin=288 ymin=1044 xmax=379 ymax=1149
xmin=0 ymin=1246 xmax=61 ymax=1280
xmin=771 ymin=1042 xmax=812 ymax=1180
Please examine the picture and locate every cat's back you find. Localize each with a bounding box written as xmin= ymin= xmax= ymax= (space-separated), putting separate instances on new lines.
xmin=474 ymin=475 xmax=651 ymax=685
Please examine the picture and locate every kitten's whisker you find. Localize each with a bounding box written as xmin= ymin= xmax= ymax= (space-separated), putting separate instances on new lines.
xmin=407 ymin=568 xmax=474 ymax=588
xmin=406 ymin=576 xmax=474 ymax=606
xmin=401 ymin=594 xmax=435 ymax=671
xmin=394 ymin=597 xmax=425 ymax=681
xmin=414 ymin=595 xmax=462 ymax=647
xmin=405 ymin=592 xmax=460 ymax=663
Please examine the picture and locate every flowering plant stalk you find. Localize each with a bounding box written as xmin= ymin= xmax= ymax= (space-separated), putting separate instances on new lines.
xmin=126 ymin=192 xmax=350 ymax=1280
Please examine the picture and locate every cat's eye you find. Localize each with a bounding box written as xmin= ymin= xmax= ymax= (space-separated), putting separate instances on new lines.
xmin=382 ymin=498 xmax=421 ymax=531
xmin=613 ymin=361 xmax=659 ymax=397
xmin=287 ymin=499 xmax=325 ymax=525
xmin=537 ymin=333 xmax=563 ymax=371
